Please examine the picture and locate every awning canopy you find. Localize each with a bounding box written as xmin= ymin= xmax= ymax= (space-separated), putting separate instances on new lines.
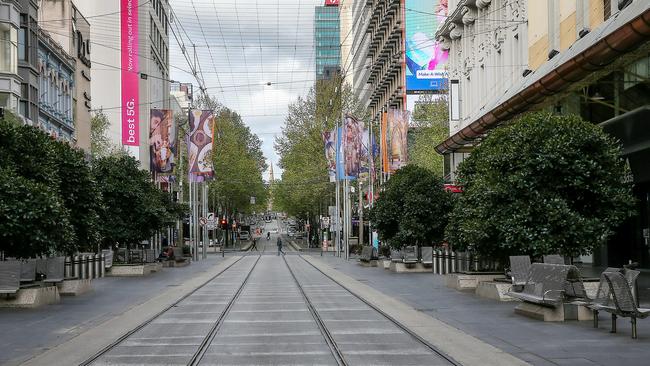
xmin=435 ymin=1 xmax=650 ymax=154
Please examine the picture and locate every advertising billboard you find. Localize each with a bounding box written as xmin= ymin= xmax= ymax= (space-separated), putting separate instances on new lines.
xmin=121 ymin=0 xmax=139 ymax=146
xmin=149 ymin=109 xmax=176 ymax=174
xmin=405 ymin=0 xmax=448 ymax=93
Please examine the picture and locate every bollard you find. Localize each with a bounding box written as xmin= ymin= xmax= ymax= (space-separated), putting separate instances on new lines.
xmin=100 ymin=253 xmax=106 ymax=277
xmin=64 ymin=257 xmax=72 ymax=278
xmin=73 ymin=255 xmax=81 ymax=279
xmin=435 ymin=250 xmax=442 ymax=274
xmin=81 ymin=255 xmax=88 ymax=279
xmin=94 ymin=253 xmax=101 ymax=279
xmin=444 ymin=249 xmax=450 ymax=274
xmin=473 ymin=254 xmax=479 ymax=272
xmin=88 ymin=254 xmax=95 ymax=279
xmin=450 ymin=250 xmax=456 ymax=273
xmin=432 ymin=249 xmax=438 ymax=274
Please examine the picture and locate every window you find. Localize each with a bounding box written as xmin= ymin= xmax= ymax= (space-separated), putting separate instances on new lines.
xmin=0 ymin=23 xmax=18 ymax=74
xmin=604 ymin=0 xmax=611 ymax=21
xmin=18 ymin=27 xmax=26 ymax=60
xmin=0 ymin=92 xmax=19 ymax=111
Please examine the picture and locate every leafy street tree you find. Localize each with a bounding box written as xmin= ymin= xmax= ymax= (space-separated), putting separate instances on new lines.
xmin=409 ymin=96 xmax=449 ymax=177
xmin=274 ymin=76 xmax=367 ymax=220
xmin=369 ymin=165 xmax=452 ymax=250
xmin=446 ymin=112 xmax=636 ymax=260
xmin=90 ymin=110 xmax=119 ymax=158
xmin=93 ymin=154 xmax=183 ymax=250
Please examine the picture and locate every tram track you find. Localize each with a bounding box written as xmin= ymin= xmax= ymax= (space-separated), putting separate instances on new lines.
xmin=80 ymin=255 xmax=261 ymax=366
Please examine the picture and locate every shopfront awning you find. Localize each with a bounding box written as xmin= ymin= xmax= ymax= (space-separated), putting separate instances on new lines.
xmin=435 ymin=2 xmax=650 ymax=155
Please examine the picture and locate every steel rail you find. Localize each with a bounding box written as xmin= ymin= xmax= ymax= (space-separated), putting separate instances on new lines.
xmin=282 ymin=255 xmax=347 ymax=366
xmin=79 ymin=255 xmax=248 ymax=366
xmin=188 ymin=255 xmax=262 ymax=366
xmin=298 ymin=255 xmax=462 ymax=366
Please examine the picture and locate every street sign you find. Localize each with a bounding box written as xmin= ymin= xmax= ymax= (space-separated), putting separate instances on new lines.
xmin=250 ymin=196 xmax=256 ymax=204
xmin=199 ymin=217 xmax=208 ymax=226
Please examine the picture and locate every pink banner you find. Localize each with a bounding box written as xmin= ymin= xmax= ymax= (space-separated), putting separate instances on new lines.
xmin=121 ymin=0 xmax=139 ymax=146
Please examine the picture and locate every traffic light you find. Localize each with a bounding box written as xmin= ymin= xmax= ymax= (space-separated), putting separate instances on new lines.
xmin=220 ymin=219 xmax=227 ymax=229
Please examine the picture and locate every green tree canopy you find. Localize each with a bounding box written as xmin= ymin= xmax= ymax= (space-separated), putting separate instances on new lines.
xmin=274 ymin=76 xmax=367 ymax=219
xmin=408 ymin=96 xmax=449 ymax=177
xmin=369 ymin=165 xmax=452 ymax=249
xmin=446 ymin=112 xmax=636 ymax=260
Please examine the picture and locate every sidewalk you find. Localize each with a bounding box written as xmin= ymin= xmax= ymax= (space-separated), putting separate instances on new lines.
xmin=0 ymin=254 xmax=228 ymax=366
xmin=310 ymin=254 xmax=650 ymax=366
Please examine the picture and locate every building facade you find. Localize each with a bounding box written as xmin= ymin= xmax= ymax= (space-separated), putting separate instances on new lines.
xmin=435 ymin=0 xmax=650 ymax=268
xmin=39 ymin=0 xmax=92 ymax=151
xmin=315 ymin=5 xmax=341 ymax=81
xmin=349 ymin=0 xmax=405 ymax=122
xmin=37 ymin=27 xmax=75 ymax=142
xmin=0 ymin=1 xmax=22 ymax=115
xmin=17 ymin=0 xmax=38 ymax=124
xmin=75 ymin=0 xmax=170 ymax=169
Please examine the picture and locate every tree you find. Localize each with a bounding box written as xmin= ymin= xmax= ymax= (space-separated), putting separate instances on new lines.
xmin=409 ymin=96 xmax=449 ymax=177
xmin=274 ymin=75 xmax=367 ymax=220
xmin=446 ymin=112 xmax=636 ymax=261
xmin=90 ymin=110 xmax=117 ymax=158
xmin=51 ymin=140 xmax=102 ymax=253
xmin=369 ymin=165 xmax=452 ymax=249
xmin=93 ymin=154 xmax=177 ymax=249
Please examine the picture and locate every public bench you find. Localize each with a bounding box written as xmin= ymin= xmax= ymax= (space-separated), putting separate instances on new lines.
xmin=507 ymin=255 xmax=531 ymax=288
xmin=359 ymin=246 xmax=377 ymax=262
xmin=508 ymin=263 xmax=585 ymax=307
xmin=390 ymin=249 xmax=402 ymax=263
xmin=592 ymin=271 xmax=650 ymax=339
xmin=421 ymin=247 xmax=433 ymax=266
xmin=0 ymin=262 xmax=21 ymax=295
xmin=402 ymin=246 xmax=418 ymax=264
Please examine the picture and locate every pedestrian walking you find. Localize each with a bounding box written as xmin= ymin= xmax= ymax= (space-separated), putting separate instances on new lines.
xmin=277 ymin=236 xmax=284 ymax=256
xmin=251 ymin=237 xmax=258 ymax=251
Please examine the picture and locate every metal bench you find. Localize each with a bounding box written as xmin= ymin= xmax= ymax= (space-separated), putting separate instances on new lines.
xmin=402 ymin=246 xmax=418 ymax=264
xmin=390 ymin=249 xmax=402 ymax=263
xmin=507 ymin=256 xmax=531 ymax=287
xmin=592 ymin=272 xmax=650 ymax=339
xmin=0 ymin=261 xmax=21 ymax=294
xmin=508 ymin=263 xmax=585 ymax=307
xmin=43 ymin=257 xmax=65 ymax=283
xmin=20 ymin=260 xmax=37 ymax=283
xmin=144 ymin=249 xmax=156 ymax=263
xmin=359 ymin=246 xmax=376 ymax=262
xmin=421 ymin=247 xmax=433 ymax=266
xmin=586 ymin=267 xmax=641 ymax=329
xmin=543 ymin=254 xmax=565 ymax=265
xmin=102 ymin=249 xmax=114 ymax=269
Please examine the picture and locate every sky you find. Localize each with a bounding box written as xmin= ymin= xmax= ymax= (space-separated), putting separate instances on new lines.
xmin=168 ymin=0 xmax=325 ymax=181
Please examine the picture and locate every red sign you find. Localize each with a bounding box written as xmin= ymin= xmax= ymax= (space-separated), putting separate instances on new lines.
xmin=324 ymin=0 xmax=339 ymax=6
xmin=444 ymin=184 xmax=463 ymax=193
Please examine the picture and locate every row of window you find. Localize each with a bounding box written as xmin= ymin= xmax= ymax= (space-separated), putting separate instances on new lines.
xmin=38 ymin=60 xmax=73 ymax=125
xmin=150 ymin=16 xmax=168 ymax=66
xmin=152 ymin=0 xmax=169 ymax=35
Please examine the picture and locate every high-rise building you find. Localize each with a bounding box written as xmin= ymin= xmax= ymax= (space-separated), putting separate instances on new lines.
xmin=315 ymin=4 xmax=341 ymax=81
xmin=349 ymin=0 xmax=405 ymax=122
xmin=75 ymin=0 xmax=170 ymax=169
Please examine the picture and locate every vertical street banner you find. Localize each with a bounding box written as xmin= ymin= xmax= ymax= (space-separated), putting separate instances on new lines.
xmin=121 ymin=0 xmax=139 ymax=146
xmin=149 ymin=109 xmax=176 ymax=174
xmin=323 ymin=129 xmax=337 ymax=182
xmin=381 ymin=111 xmax=389 ymax=174
xmin=188 ymin=110 xmax=215 ymax=181
xmin=359 ymin=128 xmax=370 ymax=181
xmin=404 ymin=0 xmax=449 ymax=93
xmin=387 ymin=108 xmax=410 ymax=173
xmin=342 ymin=115 xmax=364 ymax=179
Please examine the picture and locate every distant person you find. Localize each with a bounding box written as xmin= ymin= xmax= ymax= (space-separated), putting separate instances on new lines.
xmin=267 ymin=232 xmax=271 ymax=241
xmin=277 ymin=236 xmax=284 ymax=256
xmin=251 ymin=237 xmax=258 ymax=252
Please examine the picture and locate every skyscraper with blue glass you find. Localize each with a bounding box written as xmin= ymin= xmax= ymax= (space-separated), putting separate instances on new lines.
xmin=314 ymin=5 xmax=341 ymax=81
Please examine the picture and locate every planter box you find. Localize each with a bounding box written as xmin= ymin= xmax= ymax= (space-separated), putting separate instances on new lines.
xmin=475 ymin=281 xmax=516 ymax=301
xmin=0 ymin=286 xmax=60 ymax=308
xmin=108 ymin=262 xmax=162 ymax=277
xmin=358 ymin=260 xmax=378 ymax=267
xmin=162 ymin=259 xmax=190 ymax=268
xmin=445 ymin=273 xmax=505 ymax=290
xmin=57 ymin=279 xmax=92 ymax=296
xmin=514 ymin=302 xmax=592 ymax=322
xmin=389 ymin=262 xmax=431 ymax=273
